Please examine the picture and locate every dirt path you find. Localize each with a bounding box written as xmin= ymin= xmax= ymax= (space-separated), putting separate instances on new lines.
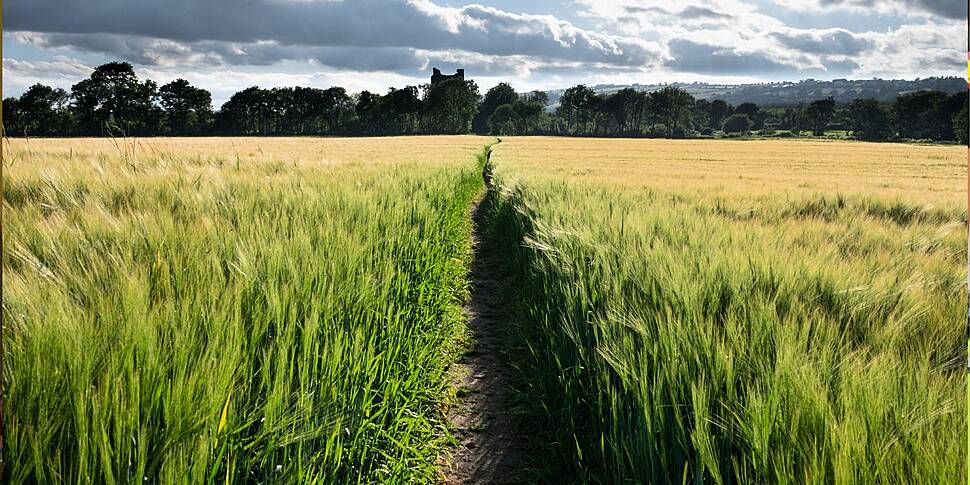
xmin=441 ymin=197 xmax=524 ymax=484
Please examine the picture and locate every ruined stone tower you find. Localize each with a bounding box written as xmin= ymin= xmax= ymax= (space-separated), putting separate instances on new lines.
xmin=431 ymin=68 xmax=464 ymax=86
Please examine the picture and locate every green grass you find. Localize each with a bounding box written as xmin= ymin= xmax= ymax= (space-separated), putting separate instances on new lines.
xmin=2 ymin=140 xmax=489 ymax=483
xmin=480 ymin=151 xmax=966 ymax=483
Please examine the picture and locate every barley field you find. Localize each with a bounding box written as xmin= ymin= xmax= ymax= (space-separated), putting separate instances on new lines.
xmin=482 ymin=137 xmax=966 ymax=483
xmin=2 ymin=136 xmax=490 ymax=483
xmin=2 ymin=135 xmax=965 ymax=484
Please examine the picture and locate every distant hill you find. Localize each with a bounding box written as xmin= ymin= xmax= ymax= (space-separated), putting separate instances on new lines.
xmin=544 ymin=77 xmax=966 ymax=108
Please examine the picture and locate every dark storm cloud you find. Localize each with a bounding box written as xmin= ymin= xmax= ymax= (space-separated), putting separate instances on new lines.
xmin=679 ymin=7 xmax=733 ymax=19
xmin=772 ymin=30 xmax=872 ymax=55
xmin=820 ymin=57 xmax=860 ymax=73
xmin=622 ymin=5 xmax=732 ymax=20
xmin=911 ymin=0 xmax=968 ymax=18
xmin=623 ymin=5 xmax=671 ymax=14
xmin=5 ymin=0 xmax=658 ymax=69
xmin=666 ymin=39 xmax=793 ymax=74
xmin=921 ymin=52 xmax=966 ymax=70
xmin=28 ymin=31 xmax=550 ymax=76
xmin=32 ymin=32 xmax=425 ymax=70
xmin=817 ymin=0 xmax=966 ymax=18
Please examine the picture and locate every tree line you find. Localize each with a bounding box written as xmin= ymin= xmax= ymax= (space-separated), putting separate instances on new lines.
xmin=3 ymin=61 xmax=967 ymax=144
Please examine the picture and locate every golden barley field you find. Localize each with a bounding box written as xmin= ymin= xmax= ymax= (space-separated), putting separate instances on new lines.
xmin=496 ymin=137 xmax=964 ymax=206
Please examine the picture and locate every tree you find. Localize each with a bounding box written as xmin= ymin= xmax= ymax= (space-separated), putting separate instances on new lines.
xmin=735 ymin=102 xmax=759 ymax=117
xmin=475 ymin=83 xmax=518 ymax=132
xmin=735 ymin=102 xmax=763 ymax=129
xmin=423 ymin=78 xmax=480 ymax=134
xmin=804 ymin=97 xmax=836 ymax=136
xmin=693 ymin=99 xmax=711 ymax=130
xmin=70 ymin=61 xmax=160 ymax=134
xmin=722 ymin=114 xmax=753 ymax=133
xmin=382 ymin=86 xmax=423 ymax=134
xmin=936 ymin=91 xmax=967 ymax=140
xmin=288 ymin=86 xmax=325 ymax=134
xmin=779 ymin=106 xmax=803 ymax=132
xmin=353 ymin=90 xmax=382 ymax=134
xmin=954 ymin=103 xmax=968 ymax=145
xmin=513 ymin=97 xmax=548 ymax=133
xmin=603 ymin=88 xmax=646 ymax=134
xmin=893 ymin=90 xmax=950 ymax=139
xmin=219 ymin=86 xmax=271 ymax=135
xmin=2 ymin=97 xmax=25 ymax=135
xmin=522 ymin=90 xmax=549 ymax=105
xmin=846 ymin=98 xmax=892 ymax=141
xmin=159 ymin=79 xmax=212 ymax=134
xmin=320 ymin=87 xmax=356 ymax=133
xmin=487 ymin=94 xmax=549 ymax=135
xmin=10 ymin=84 xmax=73 ymax=135
xmin=709 ymin=99 xmax=732 ymax=129
xmin=488 ymin=104 xmax=518 ymax=135
xmin=557 ymin=84 xmax=596 ymax=134
xmin=649 ymin=87 xmax=694 ymax=138
xmin=265 ymin=87 xmax=294 ymax=134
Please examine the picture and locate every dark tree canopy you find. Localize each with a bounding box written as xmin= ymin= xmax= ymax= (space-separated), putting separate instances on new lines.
xmin=709 ymin=100 xmax=732 ymax=129
xmin=475 ymin=83 xmax=518 ymax=133
xmin=71 ymin=61 xmax=161 ymax=135
xmin=557 ymin=84 xmax=597 ymax=134
xmin=159 ymin=79 xmax=212 ymax=134
xmin=4 ymin=83 xmax=73 ymax=135
xmin=649 ymin=87 xmax=694 ymax=138
xmin=804 ymin=97 xmax=836 ymax=136
xmin=487 ymin=92 xmax=548 ymax=135
xmin=954 ymin=104 xmax=969 ymax=145
xmin=722 ymin=114 xmax=753 ymax=133
xmin=846 ymin=98 xmax=893 ymax=141
xmin=423 ymin=78 xmax=481 ymax=134
xmin=894 ymin=90 xmax=948 ymax=139
xmin=2 ymin=61 xmax=965 ymax=143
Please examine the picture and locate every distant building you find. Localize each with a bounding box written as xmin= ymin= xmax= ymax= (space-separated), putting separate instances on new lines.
xmin=431 ymin=68 xmax=464 ymax=86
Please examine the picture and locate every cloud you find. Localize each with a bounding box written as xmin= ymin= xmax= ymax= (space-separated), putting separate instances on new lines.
xmin=3 ymin=0 xmax=964 ymax=91
xmin=2 ymin=57 xmax=93 ymax=95
xmin=780 ymin=0 xmax=967 ymax=19
xmin=679 ymin=6 xmax=734 ymax=19
xmin=665 ymin=39 xmax=795 ymax=75
xmin=910 ymin=0 xmax=968 ymax=18
xmin=819 ymin=57 xmax=860 ymax=74
xmin=4 ymin=0 xmax=660 ymax=71
xmin=772 ymin=29 xmax=873 ymax=55
xmin=856 ymin=20 xmax=966 ymax=77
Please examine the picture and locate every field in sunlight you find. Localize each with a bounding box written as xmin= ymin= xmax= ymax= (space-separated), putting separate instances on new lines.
xmin=3 ymin=134 xmax=965 ymax=483
xmin=2 ymin=136 xmax=489 ymax=483
xmin=483 ymin=136 xmax=966 ymax=483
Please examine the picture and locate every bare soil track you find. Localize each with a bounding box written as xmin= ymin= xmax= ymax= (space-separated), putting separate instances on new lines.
xmin=441 ymin=198 xmax=524 ymax=485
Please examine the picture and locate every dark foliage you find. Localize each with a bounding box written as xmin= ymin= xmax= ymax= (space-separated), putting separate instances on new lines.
xmin=2 ymin=61 xmax=964 ymax=143
xmin=846 ymin=98 xmax=893 ymax=141
xmin=722 ymin=114 xmax=753 ymax=133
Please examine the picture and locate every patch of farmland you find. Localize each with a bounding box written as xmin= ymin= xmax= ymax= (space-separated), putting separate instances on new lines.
xmin=2 ymin=136 xmax=489 ymax=483
xmin=483 ymin=136 xmax=966 ymax=483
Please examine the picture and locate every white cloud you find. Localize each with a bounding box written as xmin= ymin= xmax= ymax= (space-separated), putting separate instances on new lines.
xmin=1 ymin=0 xmax=964 ymax=93
xmin=2 ymin=57 xmax=93 ymax=95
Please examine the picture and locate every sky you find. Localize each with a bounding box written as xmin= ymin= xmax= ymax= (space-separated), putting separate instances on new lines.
xmin=3 ymin=0 xmax=967 ymax=106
